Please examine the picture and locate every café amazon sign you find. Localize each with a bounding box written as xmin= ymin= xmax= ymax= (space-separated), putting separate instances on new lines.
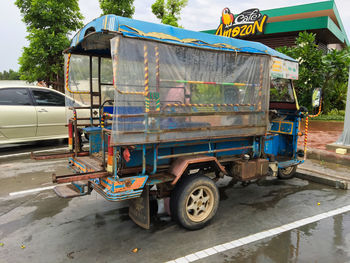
xmin=215 ymin=8 xmax=268 ymax=38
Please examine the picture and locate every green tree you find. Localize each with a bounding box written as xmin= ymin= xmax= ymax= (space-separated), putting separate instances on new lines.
xmin=151 ymin=0 xmax=188 ymax=27
xmin=15 ymin=0 xmax=83 ymax=91
xmin=0 ymin=69 xmax=20 ymax=80
xmin=322 ymin=48 xmax=350 ymax=112
xmin=277 ymin=32 xmax=350 ymax=113
xmin=99 ymin=0 xmax=135 ymax=17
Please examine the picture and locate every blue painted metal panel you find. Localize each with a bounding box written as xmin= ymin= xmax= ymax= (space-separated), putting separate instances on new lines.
xmin=280 ymin=122 xmax=293 ymax=133
xmin=278 ymin=159 xmax=303 ymax=168
xmin=264 ymin=134 xmax=279 ymax=156
xmin=82 ymin=127 xmax=108 ymax=154
xmin=103 ymin=106 xmax=114 ymax=114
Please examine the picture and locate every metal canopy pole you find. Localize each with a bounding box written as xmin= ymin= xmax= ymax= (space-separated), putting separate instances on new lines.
xmin=89 ymin=56 xmax=93 ymax=126
xmin=336 ymin=67 xmax=350 ymax=146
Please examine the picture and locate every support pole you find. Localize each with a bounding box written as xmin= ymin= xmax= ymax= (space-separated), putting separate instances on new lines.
xmin=336 ymin=68 xmax=350 ymax=146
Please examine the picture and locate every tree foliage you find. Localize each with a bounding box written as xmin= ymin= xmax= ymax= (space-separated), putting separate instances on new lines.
xmin=151 ymin=0 xmax=188 ymax=27
xmin=0 ymin=70 xmax=20 ymax=80
xmin=15 ymin=0 xmax=83 ymax=91
xmin=277 ymin=32 xmax=350 ymax=113
xmin=99 ymin=0 xmax=135 ymax=17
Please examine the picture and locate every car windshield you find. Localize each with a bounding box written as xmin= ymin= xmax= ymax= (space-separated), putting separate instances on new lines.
xmin=270 ymin=78 xmax=295 ymax=103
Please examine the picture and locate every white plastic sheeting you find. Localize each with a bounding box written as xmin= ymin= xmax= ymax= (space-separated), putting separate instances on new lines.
xmin=110 ymin=36 xmax=270 ymax=145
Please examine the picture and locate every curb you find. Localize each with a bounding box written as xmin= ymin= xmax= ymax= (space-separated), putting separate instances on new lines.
xmin=299 ymin=147 xmax=350 ymax=167
xmin=296 ymin=169 xmax=349 ymax=190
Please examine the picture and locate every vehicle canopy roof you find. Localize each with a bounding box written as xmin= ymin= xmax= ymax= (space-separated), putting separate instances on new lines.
xmin=66 ymin=15 xmax=298 ymax=145
xmin=68 ymin=15 xmax=296 ymax=63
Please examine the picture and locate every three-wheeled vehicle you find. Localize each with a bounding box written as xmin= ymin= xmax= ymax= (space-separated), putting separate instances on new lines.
xmin=46 ymin=15 xmax=311 ymax=230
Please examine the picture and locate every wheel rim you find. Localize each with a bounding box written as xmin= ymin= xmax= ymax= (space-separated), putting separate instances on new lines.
xmin=185 ymin=185 xmax=214 ymax=222
xmin=282 ymin=166 xmax=294 ymax=174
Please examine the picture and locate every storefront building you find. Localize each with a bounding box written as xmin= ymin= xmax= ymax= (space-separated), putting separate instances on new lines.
xmin=202 ymin=1 xmax=348 ymax=51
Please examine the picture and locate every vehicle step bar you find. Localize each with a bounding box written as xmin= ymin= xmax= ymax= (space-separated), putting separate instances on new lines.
xmin=31 ymin=151 xmax=89 ymax=160
xmin=54 ymin=184 xmax=88 ymax=198
xmin=52 ymin=171 xmax=108 ymax=184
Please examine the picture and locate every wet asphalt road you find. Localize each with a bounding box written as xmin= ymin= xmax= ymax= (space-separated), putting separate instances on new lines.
xmin=1 ymin=143 xmax=350 ymax=263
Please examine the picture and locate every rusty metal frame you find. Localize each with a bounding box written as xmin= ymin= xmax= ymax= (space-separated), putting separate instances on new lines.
xmin=52 ymin=171 xmax=108 ymax=184
xmin=169 ymin=155 xmax=227 ymax=185
xmin=158 ymin=145 xmax=253 ymax=160
xmin=31 ymin=151 xmax=89 ymax=160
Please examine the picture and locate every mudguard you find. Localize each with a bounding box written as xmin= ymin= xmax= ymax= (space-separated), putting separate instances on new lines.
xmin=129 ymin=186 xmax=150 ymax=229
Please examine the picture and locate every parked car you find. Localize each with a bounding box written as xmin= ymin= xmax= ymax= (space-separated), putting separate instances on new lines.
xmin=0 ymin=81 xmax=80 ymax=144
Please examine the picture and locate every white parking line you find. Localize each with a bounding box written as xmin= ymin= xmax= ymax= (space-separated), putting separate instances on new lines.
xmin=0 ymin=147 xmax=68 ymax=159
xmin=167 ymin=204 xmax=350 ymax=263
xmin=9 ymin=185 xmax=65 ymax=196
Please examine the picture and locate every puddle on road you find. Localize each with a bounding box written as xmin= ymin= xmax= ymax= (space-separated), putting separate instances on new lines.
xmin=0 ymin=159 xmax=67 ymax=179
xmin=0 ymin=158 xmax=70 ymax=196
xmin=0 ymin=192 xmax=70 ymax=237
xmin=219 ymin=212 xmax=350 ymax=263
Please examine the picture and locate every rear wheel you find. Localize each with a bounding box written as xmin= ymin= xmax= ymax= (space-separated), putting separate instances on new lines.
xmin=278 ymin=166 xmax=297 ymax=179
xmin=170 ymin=174 xmax=219 ymax=230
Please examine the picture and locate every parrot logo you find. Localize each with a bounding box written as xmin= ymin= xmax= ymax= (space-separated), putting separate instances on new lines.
xmin=221 ymin=7 xmax=234 ymax=28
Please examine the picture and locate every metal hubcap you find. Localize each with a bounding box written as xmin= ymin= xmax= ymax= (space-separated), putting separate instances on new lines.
xmin=185 ymin=185 xmax=214 ymax=222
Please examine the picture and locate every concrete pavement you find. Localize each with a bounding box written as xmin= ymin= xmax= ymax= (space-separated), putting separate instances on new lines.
xmin=1 ymin=155 xmax=350 ymax=262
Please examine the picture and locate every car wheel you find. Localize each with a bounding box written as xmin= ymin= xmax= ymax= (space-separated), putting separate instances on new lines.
xmin=278 ymin=166 xmax=297 ymax=180
xmin=170 ymin=174 xmax=219 ymax=230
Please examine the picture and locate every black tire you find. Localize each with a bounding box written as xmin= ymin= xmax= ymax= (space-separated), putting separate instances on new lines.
xmin=278 ymin=166 xmax=297 ymax=180
xmin=170 ymin=174 xmax=219 ymax=230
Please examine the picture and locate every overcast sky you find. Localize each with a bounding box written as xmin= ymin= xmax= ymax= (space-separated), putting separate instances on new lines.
xmin=1 ymin=0 xmax=349 ymax=72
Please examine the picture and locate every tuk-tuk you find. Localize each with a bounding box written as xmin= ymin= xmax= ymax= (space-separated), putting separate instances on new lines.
xmin=48 ymin=15 xmax=311 ymax=230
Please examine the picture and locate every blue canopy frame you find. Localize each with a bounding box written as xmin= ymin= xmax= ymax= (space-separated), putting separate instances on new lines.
xmin=69 ymin=15 xmax=296 ymax=62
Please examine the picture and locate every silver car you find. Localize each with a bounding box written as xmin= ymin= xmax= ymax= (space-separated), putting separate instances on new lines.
xmin=0 ymin=81 xmax=71 ymax=144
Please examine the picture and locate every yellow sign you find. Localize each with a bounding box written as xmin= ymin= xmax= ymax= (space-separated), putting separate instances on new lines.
xmin=215 ymin=8 xmax=268 ymax=38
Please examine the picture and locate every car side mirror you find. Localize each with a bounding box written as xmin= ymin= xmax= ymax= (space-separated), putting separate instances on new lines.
xmin=312 ymin=88 xmax=322 ymax=108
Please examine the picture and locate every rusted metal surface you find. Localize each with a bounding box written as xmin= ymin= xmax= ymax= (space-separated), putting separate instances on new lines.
xmin=74 ymin=119 xmax=79 ymax=156
xmin=74 ymin=156 xmax=104 ymax=171
xmin=256 ymin=158 xmax=269 ymax=177
xmin=156 ymin=137 xmax=251 ymax=149
xmin=31 ymin=151 xmax=89 ymax=160
xmin=158 ymin=145 xmax=253 ymax=160
xmin=233 ymin=158 xmax=269 ymax=181
xmin=120 ymin=166 xmax=151 ymax=175
xmin=233 ymin=160 xmax=256 ymax=181
xmin=90 ymin=180 xmax=144 ymax=202
xmin=117 ymin=164 xmax=170 ymax=175
xmin=101 ymin=176 xmax=148 ymax=193
xmin=52 ymin=171 xmax=108 ymax=184
xmin=146 ymin=173 xmax=175 ymax=185
xmin=169 ymin=155 xmax=227 ymax=185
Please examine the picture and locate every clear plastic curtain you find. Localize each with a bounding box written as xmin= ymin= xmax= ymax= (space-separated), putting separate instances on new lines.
xmin=110 ymin=35 xmax=270 ymax=145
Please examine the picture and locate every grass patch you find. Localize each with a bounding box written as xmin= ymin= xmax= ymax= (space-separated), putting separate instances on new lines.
xmin=311 ymin=109 xmax=345 ymax=121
